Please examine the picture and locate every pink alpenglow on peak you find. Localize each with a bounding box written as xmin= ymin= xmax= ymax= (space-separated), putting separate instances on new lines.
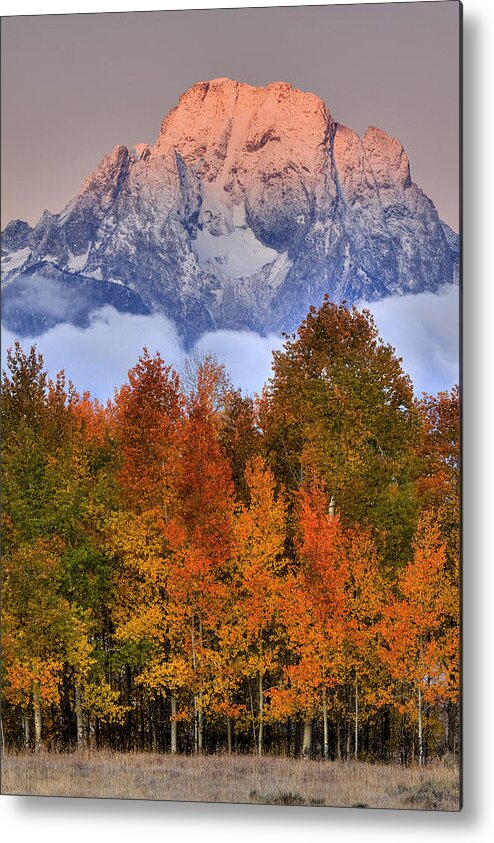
xmin=132 ymin=144 xmax=151 ymax=161
xmin=362 ymin=126 xmax=411 ymax=189
xmin=152 ymin=78 xmax=334 ymax=186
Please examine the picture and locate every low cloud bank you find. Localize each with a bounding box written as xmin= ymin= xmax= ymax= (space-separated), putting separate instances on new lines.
xmin=1 ymin=285 xmax=459 ymax=401
xmin=361 ymin=283 xmax=459 ymax=396
xmin=1 ymin=307 xmax=283 ymax=401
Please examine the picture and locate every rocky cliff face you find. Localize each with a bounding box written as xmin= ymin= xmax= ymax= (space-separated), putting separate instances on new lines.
xmin=1 ymin=78 xmax=459 ymax=344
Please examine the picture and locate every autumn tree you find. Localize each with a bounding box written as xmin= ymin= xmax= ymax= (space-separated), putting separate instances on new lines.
xmin=1 ymin=344 xmax=76 ymax=554
xmin=414 ymin=386 xmax=460 ymax=753
xmin=283 ymin=484 xmax=348 ymax=757
xmin=231 ymin=456 xmax=287 ymax=755
xmin=219 ymin=389 xmax=262 ymax=503
xmin=114 ymin=356 xmax=237 ymax=753
xmin=380 ymin=512 xmax=458 ymax=764
xmin=2 ymin=533 xmax=123 ymax=751
xmin=416 ymin=387 xmax=460 ymax=582
xmin=343 ymin=527 xmax=387 ymax=760
xmin=416 ymin=386 xmax=460 ymax=513
xmin=114 ymin=348 xmax=182 ymax=514
xmin=161 ymin=359 xmax=236 ymax=751
xmin=108 ymin=350 xmax=184 ymax=749
xmin=1 ymin=336 xmax=460 ymax=762
xmin=259 ymin=300 xmax=420 ymax=564
xmin=2 ymin=346 xmax=126 ymax=748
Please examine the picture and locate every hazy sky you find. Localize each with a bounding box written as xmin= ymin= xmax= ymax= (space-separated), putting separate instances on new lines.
xmin=1 ymin=2 xmax=460 ymax=230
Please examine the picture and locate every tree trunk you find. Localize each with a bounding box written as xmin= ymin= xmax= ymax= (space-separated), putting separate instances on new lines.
xmin=337 ymin=709 xmax=342 ymax=760
xmin=148 ymin=698 xmax=156 ymax=751
xmin=193 ymin=695 xmax=198 ymax=754
xmin=401 ymin=713 xmax=407 ymax=766
xmin=33 ymin=682 xmax=42 ymax=752
xmin=354 ymin=674 xmax=359 ymax=760
xmin=75 ymin=679 xmax=84 ymax=749
xmin=258 ymin=673 xmax=263 ymax=756
xmin=87 ymin=714 xmax=95 ymax=750
xmin=248 ymin=681 xmax=257 ymax=750
xmin=22 ymin=713 xmax=31 ymax=750
xmin=322 ymin=689 xmax=329 ymax=759
xmin=197 ymin=618 xmax=204 ymax=753
xmin=302 ymin=717 xmax=312 ymax=758
xmin=418 ymin=684 xmax=424 ymax=766
xmin=170 ymin=695 xmax=177 ymax=754
xmin=139 ymin=689 xmax=145 ymax=751
xmin=287 ymin=717 xmax=292 ymax=757
xmin=190 ymin=615 xmax=199 ymax=754
xmin=227 ymin=716 xmax=232 ymax=756
xmin=447 ymin=702 xmax=457 ymax=759
xmin=198 ymin=703 xmax=204 ymax=753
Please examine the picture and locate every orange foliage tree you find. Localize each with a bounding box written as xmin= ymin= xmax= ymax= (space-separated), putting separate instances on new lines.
xmin=109 ymin=350 xmax=184 ymax=749
xmin=231 ymin=456 xmax=287 ymax=755
xmin=161 ymin=358 xmax=236 ymax=753
xmin=380 ymin=512 xmax=458 ymax=764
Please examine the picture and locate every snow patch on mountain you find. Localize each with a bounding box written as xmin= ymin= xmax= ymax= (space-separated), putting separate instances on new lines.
xmin=192 ymin=226 xmax=278 ymax=278
xmin=1 ymin=247 xmax=31 ymax=276
xmin=66 ymin=247 xmax=91 ymax=272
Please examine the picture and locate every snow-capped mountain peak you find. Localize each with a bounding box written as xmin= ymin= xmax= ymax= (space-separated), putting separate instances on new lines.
xmin=1 ymin=78 xmax=458 ymax=344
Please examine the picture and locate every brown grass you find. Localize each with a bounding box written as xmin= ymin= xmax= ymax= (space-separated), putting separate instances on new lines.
xmin=0 ymin=750 xmax=460 ymax=811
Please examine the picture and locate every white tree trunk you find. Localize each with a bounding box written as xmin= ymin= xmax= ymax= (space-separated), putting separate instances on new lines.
xmin=170 ymin=695 xmax=177 ymax=754
xmin=418 ymin=637 xmax=424 ymax=766
xmin=33 ymin=683 xmax=42 ymax=752
xmin=227 ymin=716 xmax=232 ymax=756
xmin=322 ymin=689 xmax=329 ymax=759
xmin=258 ymin=673 xmax=263 ymax=756
xmin=354 ymin=675 xmax=359 ymax=760
xmin=198 ymin=618 xmax=204 ymax=753
xmin=248 ymin=682 xmax=257 ymax=748
xmin=198 ymin=702 xmax=204 ymax=753
xmin=191 ymin=616 xmax=199 ymax=754
xmin=75 ymin=680 xmax=84 ymax=748
xmin=22 ymin=713 xmax=31 ymax=750
xmin=302 ymin=717 xmax=312 ymax=758
xmin=418 ymin=684 xmax=424 ymax=766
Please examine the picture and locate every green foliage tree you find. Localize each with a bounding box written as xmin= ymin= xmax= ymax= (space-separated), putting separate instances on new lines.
xmin=259 ymin=299 xmax=421 ymax=564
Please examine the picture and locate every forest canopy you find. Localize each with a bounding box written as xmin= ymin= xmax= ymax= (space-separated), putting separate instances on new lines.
xmin=1 ymin=300 xmax=460 ymax=763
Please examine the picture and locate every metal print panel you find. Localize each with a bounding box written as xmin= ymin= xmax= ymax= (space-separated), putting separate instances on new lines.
xmin=1 ymin=1 xmax=461 ymax=811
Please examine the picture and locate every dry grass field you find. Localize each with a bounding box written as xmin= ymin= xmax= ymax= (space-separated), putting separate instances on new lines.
xmin=1 ymin=751 xmax=460 ymax=811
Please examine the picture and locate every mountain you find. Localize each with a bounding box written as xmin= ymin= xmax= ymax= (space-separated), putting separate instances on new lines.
xmin=1 ymin=78 xmax=459 ymax=345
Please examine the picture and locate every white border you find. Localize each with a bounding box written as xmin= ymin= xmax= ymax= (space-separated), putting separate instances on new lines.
xmin=2 ymin=1 xmax=493 ymax=840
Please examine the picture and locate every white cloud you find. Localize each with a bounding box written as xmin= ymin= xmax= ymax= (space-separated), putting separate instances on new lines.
xmin=1 ymin=308 xmax=184 ymax=401
xmin=195 ymin=329 xmax=284 ymax=395
xmin=1 ymin=285 xmax=459 ymax=401
xmin=360 ymin=284 xmax=460 ymax=396
xmin=1 ymin=307 xmax=283 ymax=401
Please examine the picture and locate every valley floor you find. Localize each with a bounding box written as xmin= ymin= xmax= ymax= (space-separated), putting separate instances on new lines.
xmin=1 ymin=750 xmax=460 ymax=811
